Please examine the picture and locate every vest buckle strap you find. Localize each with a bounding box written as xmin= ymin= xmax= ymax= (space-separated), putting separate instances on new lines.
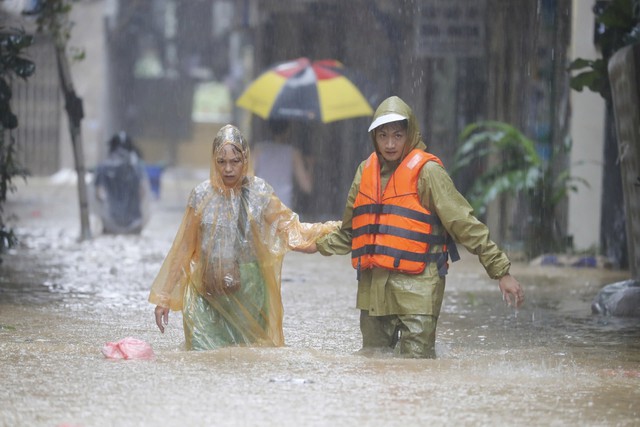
xmin=447 ymin=236 xmax=461 ymax=262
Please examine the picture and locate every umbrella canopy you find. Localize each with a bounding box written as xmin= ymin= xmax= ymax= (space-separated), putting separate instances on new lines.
xmin=236 ymin=58 xmax=373 ymax=123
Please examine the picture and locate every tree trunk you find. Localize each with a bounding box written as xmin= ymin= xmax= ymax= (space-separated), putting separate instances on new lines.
xmin=608 ymin=43 xmax=640 ymax=278
xmin=600 ymin=101 xmax=627 ymax=269
xmin=485 ymin=0 xmax=537 ymax=245
xmin=55 ymin=47 xmax=91 ymax=241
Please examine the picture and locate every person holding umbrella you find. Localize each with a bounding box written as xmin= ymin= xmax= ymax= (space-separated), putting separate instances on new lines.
xmin=305 ymin=96 xmax=524 ymax=359
xmin=252 ymin=119 xmax=313 ymax=210
xmin=236 ymin=58 xmax=373 ymax=124
xmin=149 ymin=124 xmax=339 ymax=350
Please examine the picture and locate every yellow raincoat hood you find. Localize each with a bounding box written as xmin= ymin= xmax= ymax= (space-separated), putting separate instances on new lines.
xmin=210 ymin=124 xmax=250 ymax=193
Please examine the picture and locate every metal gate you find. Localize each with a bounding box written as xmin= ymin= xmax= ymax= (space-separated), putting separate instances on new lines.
xmin=10 ymin=34 xmax=61 ymax=176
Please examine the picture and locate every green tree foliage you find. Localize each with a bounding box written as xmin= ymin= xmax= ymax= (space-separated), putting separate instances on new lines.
xmin=26 ymin=0 xmax=83 ymax=59
xmin=0 ymin=27 xmax=35 ymax=257
xmin=569 ymin=0 xmax=640 ymax=99
xmin=453 ymin=121 xmax=588 ymax=258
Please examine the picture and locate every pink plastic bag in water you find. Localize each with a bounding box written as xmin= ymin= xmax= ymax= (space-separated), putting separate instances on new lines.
xmin=102 ymin=337 xmax=155 ymax=360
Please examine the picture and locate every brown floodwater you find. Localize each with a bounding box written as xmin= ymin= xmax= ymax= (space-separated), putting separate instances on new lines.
xmin=0 ymin=174 xmax=638 ymax=427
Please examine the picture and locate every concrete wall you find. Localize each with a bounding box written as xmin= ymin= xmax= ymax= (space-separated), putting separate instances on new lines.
xmin=60 ymin=1 xmax=109 ymax=169
xmin=567 ymin=0 xmax=605 ymax=252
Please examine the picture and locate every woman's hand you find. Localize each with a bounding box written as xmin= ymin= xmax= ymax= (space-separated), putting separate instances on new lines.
xmin=294 ymin=242 xmax=317 ymax=253
xmin=154 ymin=305 xmax=170 ymax=333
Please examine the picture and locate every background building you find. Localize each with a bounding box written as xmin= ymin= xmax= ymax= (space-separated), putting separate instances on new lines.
xmin=3 ymin=0 xmax=608 ymax=259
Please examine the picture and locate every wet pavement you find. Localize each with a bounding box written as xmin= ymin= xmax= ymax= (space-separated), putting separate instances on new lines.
xmin=1 ymin=169 xmax=639 ymax=427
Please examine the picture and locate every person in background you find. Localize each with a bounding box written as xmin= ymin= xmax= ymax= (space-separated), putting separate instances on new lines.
xmin=93 ymin=131 xmax=151 ymax=235
xmin=149 ymin=124 xmax=339 ymax=350
xmin=252 ymin=119 xmax=313 ymax=209
xmin=306 ymin=96 xmax=524 ymax=358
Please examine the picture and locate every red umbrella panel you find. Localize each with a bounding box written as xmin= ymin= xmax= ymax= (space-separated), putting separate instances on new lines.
xmin=236 ymin=58 xmax=373 ymax=123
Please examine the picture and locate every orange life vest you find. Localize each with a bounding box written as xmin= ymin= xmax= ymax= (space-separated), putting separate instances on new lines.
xmin=351 ymin=149 xmax=459 ymax=276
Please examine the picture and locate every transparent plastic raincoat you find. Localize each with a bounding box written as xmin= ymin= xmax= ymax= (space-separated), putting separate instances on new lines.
xmin=149 ymin=125 xmax=339 ymax=350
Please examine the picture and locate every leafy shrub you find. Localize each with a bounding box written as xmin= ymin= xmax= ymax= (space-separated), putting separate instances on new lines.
xmin=453 ymin=121 xmax=588 ymax=258
xmin=0 ymin=27 xmax=35 ymax=257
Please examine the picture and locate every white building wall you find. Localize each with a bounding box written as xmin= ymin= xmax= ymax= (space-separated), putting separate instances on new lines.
xmin=58 ymin=0 xmax=109 ymax=170
xmin=567 ymin=0 xmax=606 ymax=251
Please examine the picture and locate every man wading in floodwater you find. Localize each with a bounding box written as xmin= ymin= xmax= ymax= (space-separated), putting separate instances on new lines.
xmin=304 ymin=96 xmax=524 ymax=358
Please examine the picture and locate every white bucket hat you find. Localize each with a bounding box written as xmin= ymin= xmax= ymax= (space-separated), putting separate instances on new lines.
xmin=367 ymin=113 xmax=407 ymax=132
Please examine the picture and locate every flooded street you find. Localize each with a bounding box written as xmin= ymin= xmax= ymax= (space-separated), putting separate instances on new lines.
xmin=1 ymin=172 xmax=639 ymax=427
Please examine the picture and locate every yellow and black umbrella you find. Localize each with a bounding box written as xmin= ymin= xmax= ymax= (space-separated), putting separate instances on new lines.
xmin=236 ymin=57 xmax=373 ymax=123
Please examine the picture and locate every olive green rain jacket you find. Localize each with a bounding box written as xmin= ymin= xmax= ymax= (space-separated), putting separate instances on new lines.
xmin=316 ymin=96 xmax=511 ymax=317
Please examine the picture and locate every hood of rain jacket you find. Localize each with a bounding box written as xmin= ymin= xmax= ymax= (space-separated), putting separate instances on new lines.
xmin=368 ymin=96 xmax=427 ymax=163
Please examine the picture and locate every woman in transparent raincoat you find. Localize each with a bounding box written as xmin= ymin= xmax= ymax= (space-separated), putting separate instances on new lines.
xmin=149 ymin=125 xmax=338 ymax=350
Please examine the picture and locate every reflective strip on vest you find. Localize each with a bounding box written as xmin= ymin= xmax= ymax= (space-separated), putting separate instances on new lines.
xmin=353 ymin=204 xmax=442 ymax=225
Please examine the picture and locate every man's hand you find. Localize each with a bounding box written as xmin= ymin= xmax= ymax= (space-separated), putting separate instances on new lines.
xmin=498 ymin=274 xmax=524 ymax=308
